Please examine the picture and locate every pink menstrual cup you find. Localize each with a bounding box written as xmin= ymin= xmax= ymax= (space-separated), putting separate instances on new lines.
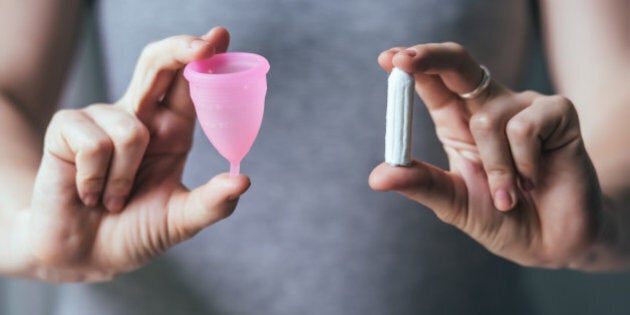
xmin=184 ymin=52 xmax=270 ymax=176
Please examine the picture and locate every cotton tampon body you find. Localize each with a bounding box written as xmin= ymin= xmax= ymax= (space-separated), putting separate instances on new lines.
xmin=385 ymin=67 xmax=415 ymax=166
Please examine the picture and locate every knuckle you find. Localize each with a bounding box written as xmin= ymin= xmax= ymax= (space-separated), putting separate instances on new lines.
xmin=82 ymin=135 xmax=113 ymax=157
xmin=486 ymin=166 xmax=514 ymax=180
xmin=50 ymin=109 xmax=78 ymax=125
xmin=413 ymin=45 xmax=431 ymax=59
xmin=111 ymin=119 xmax=150 ymax=149
xmin=140 ymin=40 xmax=160 ymax=60
xmin=107 ymin=177 xmax=134 ymax=193
xmin=78 ymin=176 xmax=106 ymax=192
xmin=139 ymin=35 xmax=194 ymax=64
xmin=470 ymin=112 xmax=500 ymax=134
xmin=138 ymin=40 xmax=167 ymax=71
xmin=548 ymin=94 xmax=567 ymax=106
xmin=443 ymin=41 xmax=465 ymax=54
xmin=411 ymin=46 xmax=432 ymax=70
xmin=506 ymin=117 xmax=535 ymax=140
xmin=46 ymin=110 xmax=77 ymax=145
xmin=555 ymin=96 xmax=577 ymax=117
xmin=518 ymin=90 xmax=539 ymax=101
xmin=445 ymin=42 xmax=469 ymax=69
xmin=544 ymin=95 xmax=575 ymax=113
xmin=84 ymin=102 xmax=106 ymax=110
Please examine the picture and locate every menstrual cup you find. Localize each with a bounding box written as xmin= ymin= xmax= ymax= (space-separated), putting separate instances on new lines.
xmin=184 ymin=52 xmax=270 ymax=176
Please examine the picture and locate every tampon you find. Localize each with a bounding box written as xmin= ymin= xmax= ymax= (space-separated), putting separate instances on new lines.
xmin=385 ymin=68 xmax=414 ymax=166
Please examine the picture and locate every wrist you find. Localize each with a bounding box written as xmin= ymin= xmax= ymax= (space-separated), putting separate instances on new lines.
xmin=0 ymin=209 xmax=37 ymax=278
xmin=568 ymin=195 xmax=630 ymax=271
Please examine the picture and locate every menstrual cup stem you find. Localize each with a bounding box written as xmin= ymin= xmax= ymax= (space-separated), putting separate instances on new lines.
xmin=230 ymin=162 xmax=240 ymax=176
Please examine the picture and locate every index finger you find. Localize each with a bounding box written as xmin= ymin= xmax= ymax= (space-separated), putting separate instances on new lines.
xmin=162 ymin=27 xmax=231 ymax=120
xmin=382 ymin=42 xmax=507 ymax=111
xmin=119 ymin=27 xmax=229 ymax=122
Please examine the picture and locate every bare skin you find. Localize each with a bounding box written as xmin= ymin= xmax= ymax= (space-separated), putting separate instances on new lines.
xmin=370 ymin=44 xmax=604 ymax=269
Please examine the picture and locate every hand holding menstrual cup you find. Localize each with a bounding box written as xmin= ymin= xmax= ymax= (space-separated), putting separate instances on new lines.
xmin=184 ymin=52 xmax=270 ymax=176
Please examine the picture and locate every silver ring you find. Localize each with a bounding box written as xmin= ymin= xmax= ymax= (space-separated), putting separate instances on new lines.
xmin=458 ymin=65 xmax=491 ymax=99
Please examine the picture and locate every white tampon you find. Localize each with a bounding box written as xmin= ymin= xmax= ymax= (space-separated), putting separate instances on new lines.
xmin=385 ymin=67 xmax=414 ymax=166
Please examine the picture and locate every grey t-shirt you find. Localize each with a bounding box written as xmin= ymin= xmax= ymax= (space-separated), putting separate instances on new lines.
xmin=57 ymin=0 xmax=533 ymax=314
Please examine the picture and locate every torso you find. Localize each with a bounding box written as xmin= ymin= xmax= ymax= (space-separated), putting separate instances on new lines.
xmin=55 ymin=1 xmax=535 ymax=314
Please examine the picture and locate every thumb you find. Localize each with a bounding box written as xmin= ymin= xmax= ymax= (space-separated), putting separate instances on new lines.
xmin=168 ymin=174 xmax=251 ymax=241
xmin=369 ymin=161 xmax=467 ymax=227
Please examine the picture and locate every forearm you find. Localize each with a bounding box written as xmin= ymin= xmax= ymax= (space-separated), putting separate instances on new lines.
xmin=541 ymin=0 xmax=630 ymax=271
xmin=564 ymin=89 xmax=630 ymax=271
xmin=583 ymin=91 xmax=630 ymax=200
xmin=569 ymin=194 xmax=630 ymax=272
xmin=0 ymin=94 xmax=42 ymax=276
xmin=591 ymin=140 xmax=630 ymax=271
xmin=0 ymin=0 xmax=82 ymax=277
xmin=0 ymin=93 xmax=42 ymax=206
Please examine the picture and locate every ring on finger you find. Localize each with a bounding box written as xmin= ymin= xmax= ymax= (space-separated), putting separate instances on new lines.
xmin=458 ymin=65 xmax=491 ymax=99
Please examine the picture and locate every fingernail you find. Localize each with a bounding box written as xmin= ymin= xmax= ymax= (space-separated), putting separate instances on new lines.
xmin=105 ymin=196 xmax=125 ymax=212
xmin=494 ymin=189 xmax=513 ymax=211
xmin=190 ymin=39 xmax=209 ymax=50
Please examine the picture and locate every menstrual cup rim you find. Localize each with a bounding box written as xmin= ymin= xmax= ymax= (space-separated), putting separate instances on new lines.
xmin=184 ymin=52 xmax=270 ymax=83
